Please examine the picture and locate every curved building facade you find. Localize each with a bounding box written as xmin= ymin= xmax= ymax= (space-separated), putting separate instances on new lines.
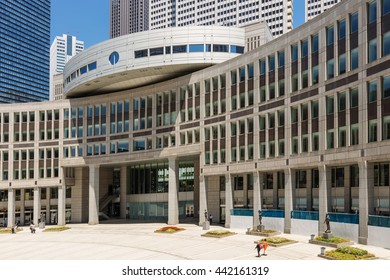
xmin=0 ymin=0 xmax=390 ymax=248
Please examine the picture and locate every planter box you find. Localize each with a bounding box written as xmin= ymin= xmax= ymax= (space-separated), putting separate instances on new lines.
xmin=253 ymin=240 xmax=298 ymax=247
xmin=201 ymin=232 xmax=237 ymax=238
xmin=246 ymin=230 xmax=281 ymax=237
xmin=318 ymin=254 xmax=378 ymax=260
xmin=309 ymin=239 xmax=354 ymax=248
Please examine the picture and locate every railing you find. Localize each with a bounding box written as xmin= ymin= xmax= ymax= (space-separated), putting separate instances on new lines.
xmin=327 ymin=213 xmax=359 ymax=224
xmin=368 ymin=215 xmax=390 ymax=228
xmin=230 ymin=209 xmax=253 ymax=216
xmin=230 ymin=208 xmax=285 ymax=218
xmin=262 ymin=209 xmax=285 ymax=218
xmin=291 ymin=210 xmax=319 ymax=221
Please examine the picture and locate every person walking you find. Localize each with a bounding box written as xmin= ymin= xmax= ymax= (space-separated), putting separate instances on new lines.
xmin=29 ymin=222 xmax=36 ymax=234
xmin=209 ymin=214 xmax=213 ymax=225
xmin=262 ymin=239 xmax=269 ymax=256
xmin=255 ymin=241 xmax=263 ymax=257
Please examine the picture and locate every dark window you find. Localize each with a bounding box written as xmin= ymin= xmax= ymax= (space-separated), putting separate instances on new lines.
xmin=150 ymin=47 xmax=164 ymax=56
xmin=350 ymin=12 xmax=359 ymax=34
xmin=135 ymin=49 xmax=148 ymax=58
xmin=368 ymin=0 xmax=377 ymax=24
xmin=173 ymin=45 xmax=187 ymax=53
xmin=213 ymin=44 xmax=229 ymax=52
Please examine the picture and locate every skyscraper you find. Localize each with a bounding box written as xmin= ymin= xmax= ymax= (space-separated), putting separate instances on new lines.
xmin=110 ymin=0 xmax=293 ymax=38
xmin=305 ymin=0 xmax=342 ymax=21
xmin=110 ymin=0 xmax=149 ymax=38
xmin=50 ymin=34 xmax=84 ymax=100
xmin=0 ymin=0 xmax=51 ymax=103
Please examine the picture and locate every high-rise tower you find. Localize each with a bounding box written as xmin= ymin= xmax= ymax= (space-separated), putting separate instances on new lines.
xmin=50 ymin=34 xmax=84 ymax=100
xmin=0 ymin=0 xmax=51 ymax=103
xmin=110 ymin=0 xmax=293 ymax=38
xmin=110 ymin=0 xmax=149 ymax=38
xmin=305 ymin=0 xmax=342 ymax=21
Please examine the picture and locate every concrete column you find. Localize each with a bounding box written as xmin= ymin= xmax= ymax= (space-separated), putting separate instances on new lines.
xmin=20 ymin=189 xmax=25 ymax=225
xmin=199 ymin=175 xmax=207 ymax=225
xmin=225 ymin=173 xmax=233 ymax=228
xmin=7 ymin=189 xmax=15 ymax=227
xmin=120 ymin=166 xmax=127 ymax=219
xmin=58 ymin=184 xmax=66 ymax=226
xmin=318 ymin=165 xmax=331 ymax=234
xmin=243 ymin=174 xmax=248 ymax=208
xmin=284 ymin=168 xmax=294 ymax=233
xmin=252 ymin=171 xmax=262 ymax=228
xmin=45 ymin=187 xmax=50 ymax=224
xmin=193 ymin=157 xmax=200 ymax=219
xmin=344 ymin=166 xmax=352 ymax=213
xmin=33 ymin=187 xmax=41 ymax=225
xmin=272 ymin=172 xmax=278 ymax=209
xmin=88 ymin=165 xmax=100 ymax=225
xmin=168 ymin=157 xmax=179 ymax=225
xmin=358 ymin=161 xmax=374 ymax=245
xmin=307 ymin=169 xmax=313 ymax=211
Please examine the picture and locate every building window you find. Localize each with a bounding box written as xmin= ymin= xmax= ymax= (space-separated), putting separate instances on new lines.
xmin=269 ymin=55 xmax=275 ymax=72
xmin=326 ymin=96 xmax=334 ymax=115
xmin=368 ymin=0 xmax=377 ymax=24
xmin=374 ymin=163 xmax=389 ymax=186
xmin=312 ymin=132 xmax=319 ymax=151
xmin=327 ymin=59 xmax=334 ymax=79
xmin=350 ymin=88 xmax=359 ymax=108
xmin=291 ymin=44 xmax=298 ymax=62
xmin=383 ymin=31 xmax=390 ymax=57
xmin=383 ymin=76 xmax=390 ymax=99
xmin=350 ymin=12 xmax=359 ymax=34
xmin=312 ymin=65 xmax=319 ymax=84
xmin=338 ymin=19 xmax=346 ymax=40
xmin=350 ymin=165 xmax=359 ymax=187
xmin=312 ymin=34 xmax=319 ymax=53
xmin=259 ymin=59 xmax=266 ymax=75
xmin=369 ymin=119 xmax=378 ymax=142
xmin=338 ymin=126 xmax=347 ymax=147
xmin=368 ymin=38 xmax=377 ymax=63
xmin=327 ymin=129 xmax=334 ymax=149
xmin=338 ymin=92 xmax=346 ymax=112
xmin=150 ymin=47 xmax=164 ymax=56
xmin=326 ymin=25 xmax=334 ymax=46
xmin=339 ymin=53 xmax=346 ymax=75
xmin=350 ymin=47 xmax=359 ymax=70
xmin=301 ymin=39 xmax=308 ymax=58
xmin=383 ymin=116 xmax=390 ymax=140
xmin=135 ymin=49 xmax=148 ymax=58
xmin=109 ymin=51 xmax=119 ymax=65
xmin=332 ymin=167 xmax=345 ymax=188
xmin=368 ymin=80 xmax=377 ymax=102
xmin=278 ymin=50 xmax=285 ymax=67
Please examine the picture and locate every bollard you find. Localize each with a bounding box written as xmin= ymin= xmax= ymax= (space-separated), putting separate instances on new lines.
xmin=247 ymin=227 xmax=251 ymax=234
xmin=320 ymin=247 xmax=326 ymax=255
xmin=310 ymin=234 xmax=315 ymax=241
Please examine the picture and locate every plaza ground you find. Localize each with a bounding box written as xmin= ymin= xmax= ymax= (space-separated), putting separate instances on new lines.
xmin=0 ymin=222 xmax=389 ymax=260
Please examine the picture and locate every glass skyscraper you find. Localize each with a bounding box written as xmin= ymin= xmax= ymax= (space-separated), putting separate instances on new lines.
xmin=0 ymin=0 xmax=51 ymax=103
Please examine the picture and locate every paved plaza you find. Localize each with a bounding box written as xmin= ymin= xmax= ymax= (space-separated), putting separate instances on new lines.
xmin=0 ymin=222 xmax=389 ymax=260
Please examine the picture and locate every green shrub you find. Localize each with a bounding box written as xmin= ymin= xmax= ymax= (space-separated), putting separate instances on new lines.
xmin=261 ymin=236 xmax=292 ymax=244
xmin=43 ymin=226 xmax=70 ymax=232
xmin=206 ymin=230 xmax=232 ymax=236
xmin=315 ymin=236 xmax=350 ymax=244
xmin=325 ymin=247 xmax=375 ymax=260
xmin=336 ymin=247 xmax=368 ymax=256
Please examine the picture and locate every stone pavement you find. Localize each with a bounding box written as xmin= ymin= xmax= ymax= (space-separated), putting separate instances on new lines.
xmin=0 ymin=223 xmax=389 ymax=260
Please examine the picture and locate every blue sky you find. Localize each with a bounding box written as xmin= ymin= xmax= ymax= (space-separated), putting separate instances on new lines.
xmin=51 ymin=0 xmax=306 ymax=48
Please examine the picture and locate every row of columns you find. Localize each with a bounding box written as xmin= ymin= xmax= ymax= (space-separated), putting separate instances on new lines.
xmin=199 ymin=161 xmax=371 ymax=244
xmin=6 ymin=184 xmax=66 ymax=227
xmin=87 ymin=157 xmax=181 ymax=225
